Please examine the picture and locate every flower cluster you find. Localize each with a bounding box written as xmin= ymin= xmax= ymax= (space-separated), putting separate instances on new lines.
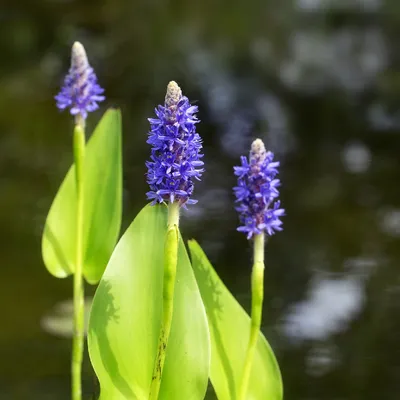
xmin=146 ymin=81 xmax=204 ymax=205
xmin=55 ymin=42 xmax=105 ymax=121
xmin=234 ymin=139 xmax=284 ymax=239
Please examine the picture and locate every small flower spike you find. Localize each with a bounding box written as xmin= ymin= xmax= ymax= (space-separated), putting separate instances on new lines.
xmin=234 ymin=139 xmax=285 ymax=239
xmin=55 ymin=42 xmax=105 ymax=121
xmin=146 ymin=81 xmax=204 ymax=206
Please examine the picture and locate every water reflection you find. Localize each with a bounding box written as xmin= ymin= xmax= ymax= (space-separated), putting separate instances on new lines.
xmin=188 ymin=48 xmax=255 ymax=157
xmin=368 ymin=104 xmax=400 ymax=131
xmin=296 ymin=0 xmax=382 ymax=12
xmin=41 ymin=298 xmax=93 ymax=338
xmin=283 ymin=275 xmax=365 ymax=342
xmin=379 ymin=208 xmax=400 ymax=238
xmin=341 ymin=141 xmax=371 ymax=174
xmin=281 ymin=28 xmax=387 ymax=93
xmin=305 ymin=343 xmax=339 ymax=377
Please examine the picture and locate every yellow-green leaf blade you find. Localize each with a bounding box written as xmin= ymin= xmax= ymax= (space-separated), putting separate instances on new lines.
xmin=41 ymin=108 xmax=122 ymax=283
xmin=188 ymin=239 xmax=283 ymax=400
xmin=88 ymin=205 xmax=210 ymax=400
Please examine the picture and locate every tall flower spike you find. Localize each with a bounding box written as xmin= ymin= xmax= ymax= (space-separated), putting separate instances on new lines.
xmin=55 ymin=42 xmax=105 ymax=122
xmin=234 ymin=138 xmax=285 ymax=239
xmin=146 ymin=81 xmax=204 ymax=206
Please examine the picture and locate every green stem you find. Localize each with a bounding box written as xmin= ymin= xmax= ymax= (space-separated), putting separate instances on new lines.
xmin=72 ymin=122 xmax=85 ymax=400
xmin=148 ymin=202 xmax=180 ymax=400
xmin=239 ymin=232 xmax=265 ymax=400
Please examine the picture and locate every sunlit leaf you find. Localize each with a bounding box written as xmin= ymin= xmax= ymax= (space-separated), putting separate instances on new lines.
xmin=88 ymin=205 xmax=210 ymax=400
xmin=42 ymin=109 xmax=122 ymax=284
xmin=188 ymin=240 xmax=283 ymax=400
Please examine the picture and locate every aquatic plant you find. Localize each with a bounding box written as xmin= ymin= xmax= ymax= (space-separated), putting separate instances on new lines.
xmin=42 ymin=42 xmax=122 ymax=400
xmin=88 ymin=82 xmax=210 ymax=400
xmin=234 ymin=138 xmax=284 ymax=399
xmin=146 ymin=81 xmax=205 ymax=399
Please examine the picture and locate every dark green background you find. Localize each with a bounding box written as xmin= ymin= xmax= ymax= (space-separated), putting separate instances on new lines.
xmin=1 ymin=0 xmax=399 ymax=398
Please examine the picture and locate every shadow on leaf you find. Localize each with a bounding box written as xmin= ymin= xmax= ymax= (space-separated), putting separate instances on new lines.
xmin=43 ymin=224 xmax=73 ymax=276
xmin=189 ymin=242 xmax=237 ymax=400
xmin=90 ymin=280 xmax=134 ymax=399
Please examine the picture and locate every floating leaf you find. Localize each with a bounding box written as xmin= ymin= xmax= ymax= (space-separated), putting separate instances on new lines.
xmin=88 ymin=205 xmax=210 ymax=400
xmin=188 ymin=240 xmax=283 ymax=400
xmin=42 ymin=109 xmax=122 ymax=284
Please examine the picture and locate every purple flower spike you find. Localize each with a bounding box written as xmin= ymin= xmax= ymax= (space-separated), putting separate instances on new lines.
xmin=234 ymin=139 xmax=285 ymax=239
xmin=146 ymin=81 xmax=204 ymax=206
xmin=55 ymin=42 xmax=105 ymax=121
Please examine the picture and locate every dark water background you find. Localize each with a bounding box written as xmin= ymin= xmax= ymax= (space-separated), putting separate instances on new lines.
xmin=1 ymin=0 xmax=400 ymax=399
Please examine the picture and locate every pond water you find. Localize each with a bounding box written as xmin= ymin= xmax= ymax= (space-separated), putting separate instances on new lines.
xmin=1 ymin=0 xmax=399 ymax=399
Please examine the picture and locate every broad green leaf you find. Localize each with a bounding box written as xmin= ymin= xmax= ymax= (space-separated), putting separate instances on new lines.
xmin=188 ymin=240 xmax=283 ymax=400
xmin=42 ymin=109 xmax=122 ymax=284
xmin=88 ymin=205 xmax=210 ymax=400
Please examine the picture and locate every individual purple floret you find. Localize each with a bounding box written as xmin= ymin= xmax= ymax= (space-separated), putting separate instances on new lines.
xmin=55 ymin=42 xmax=105 ymax=121
xmin=146 ymin=81 xmax=204 ymax=206
xmin=234 ymin=139 xmax=285 ymax=239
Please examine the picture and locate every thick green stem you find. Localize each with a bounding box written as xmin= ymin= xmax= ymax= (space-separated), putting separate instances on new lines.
xmin=239 ymin=233 xmax=265 ymax=400
xmin=148 ymin=202 xmax=180 ymax=400
xmin=72 ymin=122 xmax=85 ymax=400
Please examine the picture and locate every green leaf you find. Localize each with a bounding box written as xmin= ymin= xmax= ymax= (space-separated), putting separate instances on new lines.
xmin=41 ymin=109 xmax=122 ymax=284
xmin=188 ymin=240 xmax=283 ymax=400
xmin=88 ymin=205 xmax=210 ymax=400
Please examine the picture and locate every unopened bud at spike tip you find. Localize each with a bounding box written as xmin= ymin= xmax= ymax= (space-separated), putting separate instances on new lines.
xmin=165 ymin=81 xmax=182 ymax=107
xmin=71 ymin=42 xmax=89 ymax=70
xmin=250 ymin=138 xmax=267 ymax=164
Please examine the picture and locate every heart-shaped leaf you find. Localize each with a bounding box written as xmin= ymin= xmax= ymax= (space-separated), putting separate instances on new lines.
xmin=88 ymin=204 xmax=210 ymax=400
xmin=42 ymin=109 xmax=122 ymax=284
xmin=188 ymin=240 xmax=283 ymax=400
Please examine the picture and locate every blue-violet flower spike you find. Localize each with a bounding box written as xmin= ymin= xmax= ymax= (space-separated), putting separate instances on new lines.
xmin=234 ymin=139 xmax=285 ymax=239
xmin=55 ymin=42 xmax=105 ymax=122
xmin=146 ymin=81 xmax=204 ymax=206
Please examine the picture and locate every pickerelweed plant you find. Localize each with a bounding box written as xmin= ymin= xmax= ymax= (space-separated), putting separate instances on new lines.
xmin=43 ymin=42 xmax=284 ymax=400
xmin=87 ymin=82 xmax=210 ymax=400
xmin=56 ymin=42 xmax=105 ymax=400
xmin=42 ymin=42 xmax=122 ymax=400
xmin=234 ymin=139 xmax=284 ymax=400
xmin=146 ymin=81 xmax=204 ymax=399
